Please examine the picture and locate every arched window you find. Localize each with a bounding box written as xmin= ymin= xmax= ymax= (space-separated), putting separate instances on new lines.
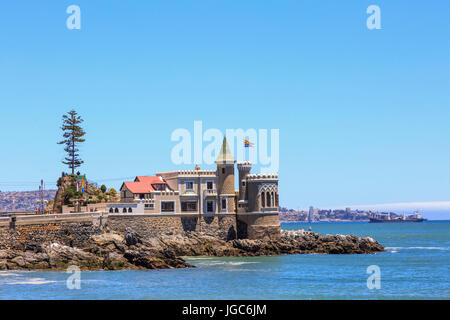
xmin=266 ymin=192 xmax=271 ymax=208
xmin=271 ymin=192 xmax=275 ymax=207
xmin=128 ymin=208 xmax=132 ymax=213
xmin=261 ymin=192 xmax=265 ymax=208
xmin=109 ymin=208 xmax=113 ymax=213
xmin=275 ymin=193 xmax=279 ymax=206
xmin=123 ymin=207 xmax=127 ymax=213
xmin=114 ymin=208 xmax=119 ymax=213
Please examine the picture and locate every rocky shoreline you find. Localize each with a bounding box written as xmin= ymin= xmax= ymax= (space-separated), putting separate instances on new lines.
xmin=0 ymin=225 xmax=384 ymax=271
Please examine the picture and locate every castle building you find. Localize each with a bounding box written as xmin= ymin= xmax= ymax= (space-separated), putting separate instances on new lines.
xmin=107 ymin=137 xmax=280 ymax=239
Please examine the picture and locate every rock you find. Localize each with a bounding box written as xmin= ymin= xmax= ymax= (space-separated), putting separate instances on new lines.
xmin=92 ymin=233 xmax=124 ymax=246
xmin=0 ymin=260 xmax=8 ymax=270
xmin=0 ymin=250 xmax=9 ymax=260
xmin=11 ymin=256 xmax=26 ymax=267
xmin=103 ymin=252 xmax=131 ymax=270
xmin=125 ymin=231 xmax=141 ymax=246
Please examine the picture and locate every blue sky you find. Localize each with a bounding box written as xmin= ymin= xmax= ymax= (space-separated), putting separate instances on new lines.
xmin=0 ymin=1 xmax=449 ymax=218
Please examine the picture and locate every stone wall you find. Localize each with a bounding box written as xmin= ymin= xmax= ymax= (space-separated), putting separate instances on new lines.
xmin=237 ymin=213 xmax=281 ymax=241
xmin=0 ymin=213 xmax=279 ymax=245
xmin=0 ymin=222 xmax=101 ymax=251
xmin=106 ymin=214 xmax=237 ymax=241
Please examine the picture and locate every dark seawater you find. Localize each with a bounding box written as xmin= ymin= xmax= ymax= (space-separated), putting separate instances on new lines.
xmin=1 ymin=221 xmax=449 ymax=299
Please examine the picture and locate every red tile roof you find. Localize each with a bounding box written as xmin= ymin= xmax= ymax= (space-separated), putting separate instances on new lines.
xmin=121 ymin=176 xmax=167 ymax=194
xmin=135 ymin=176 xmax=165 ymax=184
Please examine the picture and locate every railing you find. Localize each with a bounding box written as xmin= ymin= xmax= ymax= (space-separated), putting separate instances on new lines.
xmin=203 ymin=189 xmax=217 ymax=197
xmin=0 ymin=212 xmax=105 ymax=227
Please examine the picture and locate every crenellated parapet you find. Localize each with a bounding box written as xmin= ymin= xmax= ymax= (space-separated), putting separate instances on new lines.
xmin=158 ymin=170 xmax=216 ymax=177
xmin=246 ymin=174 xmax=278 ymax=181
xmin=237 ymin=161 xmax=252 ymax=171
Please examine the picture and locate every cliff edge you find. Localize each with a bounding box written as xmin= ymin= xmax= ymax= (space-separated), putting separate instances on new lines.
xmin=0 ymin=224 xmax=384 ymax=271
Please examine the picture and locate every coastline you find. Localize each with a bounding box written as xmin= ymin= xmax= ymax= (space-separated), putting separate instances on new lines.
xmin=0 ymin=223 xmax=384 ymax=271
xmin=2 ymin=221 xmax=449 ymax=300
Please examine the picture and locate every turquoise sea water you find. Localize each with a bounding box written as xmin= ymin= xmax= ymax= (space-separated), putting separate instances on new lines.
xmin=0 ymin=221 xmax=449 ymax=299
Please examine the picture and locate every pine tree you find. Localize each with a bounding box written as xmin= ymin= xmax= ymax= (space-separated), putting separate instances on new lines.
xmin=58 ymin=110 xmax=86 ymax=174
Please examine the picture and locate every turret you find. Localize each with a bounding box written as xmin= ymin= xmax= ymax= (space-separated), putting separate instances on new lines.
xmin=215 ymin=137 xmax=236 ymax=213
xmin=237 ymin=162 xmax=252 ymax=212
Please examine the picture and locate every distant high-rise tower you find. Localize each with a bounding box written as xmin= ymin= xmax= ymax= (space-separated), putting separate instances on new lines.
xmin=215 ymin=137 xmax=236 ymax=213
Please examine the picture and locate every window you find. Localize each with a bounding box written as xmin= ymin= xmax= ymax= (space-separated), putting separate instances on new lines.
xmin=242 ymin=181 xmax=246 ymax=186
xmin=109 ymin=208 xmax=113 ymax=213
xmin=144 ymin=203 xmax=154 ymax=209
xmin=206 ymin=201 xmax=214 ymax=213
xmin=161 ymin=201 xmax=175 ymax=212
xmin=114 ymin=208 xmax=119 ymax=213
xmin=266 ymin=192 xmax=271 ymax=207
xmin=139 ymin=194 xmax=145 ymax=199
xmin=181 ymin=201 xmax=197 ymax=212
xmin=128 ymin=208 xmax=133 ymax=213
xmin=261 ymin=193 xmax=265 ymax=208
xmin=123 ymin=208 xmax=127 ymax=213
xmin=153 ymin=184 xmax=166 ymax=191
xmin=222 ymin=168 xmax=225 ymax=174
xmin=185 ymin=181 xmax=194 ymax=190
xmin=221 ymin=198 xmax=227 ymax=211
xmin=207 ymin=181 xmax=213 ymax=190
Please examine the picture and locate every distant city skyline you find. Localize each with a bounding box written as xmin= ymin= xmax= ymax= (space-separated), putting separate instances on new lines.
xmin=0 ymin=2 xmax=449 ymax=219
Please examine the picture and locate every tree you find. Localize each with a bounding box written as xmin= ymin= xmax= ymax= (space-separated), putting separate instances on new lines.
xmin=100 ymin=185 xmax=107 ymax=193
xmin=58 ymin=110 xmax=86 ymax=174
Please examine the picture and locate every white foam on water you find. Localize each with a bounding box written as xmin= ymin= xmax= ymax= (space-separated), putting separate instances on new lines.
xmin=195 ymin=261 xmax=260 ymax=266
xmin=5 ymin=278 xmax=57 ymax=285
xmin=386 ymin=246 xmax=450 ymax=251
xmin=0 ymin=272 xmax=20 ymax=277
xmin=227 ymin=261 xmax=260 ymax=266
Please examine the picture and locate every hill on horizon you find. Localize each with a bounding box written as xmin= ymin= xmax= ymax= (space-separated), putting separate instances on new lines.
xmin=0 ymin=190 xmax=57 ymax=212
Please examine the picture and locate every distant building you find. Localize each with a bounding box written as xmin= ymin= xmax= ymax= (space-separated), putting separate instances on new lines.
xmin=308 ymin=206 xmax=319 ymax=222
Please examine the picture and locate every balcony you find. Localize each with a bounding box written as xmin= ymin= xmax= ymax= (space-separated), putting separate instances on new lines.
xmin=203 ymin=189 xmax=217 ymax=198
xmin=180 ymin=190 xmax=198 ymax=200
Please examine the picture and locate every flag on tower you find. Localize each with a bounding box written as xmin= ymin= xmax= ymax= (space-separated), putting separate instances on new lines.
xmin=244 ymin=138 xmax=255 ymax=147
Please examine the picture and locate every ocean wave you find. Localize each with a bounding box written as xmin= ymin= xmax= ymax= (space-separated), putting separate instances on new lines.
xmin=195 ymin=261 xmax=260 ymax=266
xmin=5 ymin=278 xmax=58 ymax=285
xmin=386 ymin=246 xmax=450 ymax=251
xmin=0 ymin=272 xmax=20 ymax=277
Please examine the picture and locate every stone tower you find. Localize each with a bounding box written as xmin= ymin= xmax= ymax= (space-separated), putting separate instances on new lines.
xmin=237 ymin=161 xmax=252 ymax=213
xmin=215 ymin=137 xmax=236 ymax=213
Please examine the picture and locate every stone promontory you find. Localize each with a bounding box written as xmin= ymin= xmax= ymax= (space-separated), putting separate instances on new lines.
xmin=0 ymin=223 xmax=384 ymax=271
